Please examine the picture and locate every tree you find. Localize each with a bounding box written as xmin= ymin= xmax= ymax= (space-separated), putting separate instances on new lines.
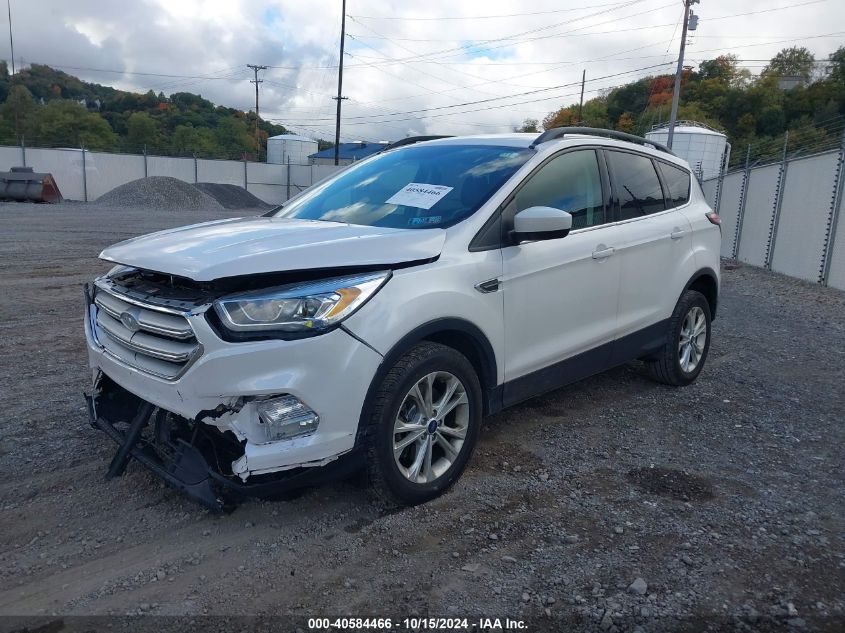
xmin=126 ymin=112 xmax=161 ymax=152
xmin=763 ymin=47 xmax=816 ymax=83
xmin=28 ymin=100 xmax=117 ymax=150
xmin=2 ymin=84 xmax=37 ymax=137
xmin=827 ymin=46 xmax=845 ymax=83
xmin=542 ymin=107 xmax=576 ymax=130
xmin=698 ymin=55 xmax=740 ymax=84
xmin=515 ymin=118 xmax=539 ymax=133
xmin=616 ymin=112 xmax=635 ymax=133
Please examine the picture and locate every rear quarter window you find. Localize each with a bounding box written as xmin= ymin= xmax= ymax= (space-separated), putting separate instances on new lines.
xmin=657 ymin=162 xmax=691 ymax=208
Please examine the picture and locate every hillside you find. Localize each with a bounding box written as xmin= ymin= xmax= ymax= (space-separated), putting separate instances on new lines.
xmin=537 ymin=46 xmax=845 ymax=168
xmin=0 ymin=63 xmax=291 ymax=159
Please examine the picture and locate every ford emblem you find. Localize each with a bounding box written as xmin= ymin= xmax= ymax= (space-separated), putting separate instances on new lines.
xmin=120 ymin=310 xmax=141 ymax=332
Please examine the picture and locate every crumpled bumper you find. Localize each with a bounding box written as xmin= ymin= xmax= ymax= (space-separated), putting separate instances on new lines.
xmin=85 ymin=376 xmax=364 ymax=512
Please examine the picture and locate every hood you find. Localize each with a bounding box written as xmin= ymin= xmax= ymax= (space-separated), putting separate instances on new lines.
xmin=100 ymin=216 xmax=446 ymax=281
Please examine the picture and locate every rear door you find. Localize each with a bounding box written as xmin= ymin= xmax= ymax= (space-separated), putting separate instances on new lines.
xmin=604 ymin=150 xmax=693 ymax=353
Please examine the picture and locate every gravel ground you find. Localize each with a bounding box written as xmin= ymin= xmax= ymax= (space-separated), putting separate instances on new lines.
xmin=0 ymin=202 xmax=843 ymax=632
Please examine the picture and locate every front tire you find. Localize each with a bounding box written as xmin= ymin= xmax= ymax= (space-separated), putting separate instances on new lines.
xmin=363 ymin=342 xmax=482 ymax=506
xmin=646 ymin=290 xmax=712 ymax=386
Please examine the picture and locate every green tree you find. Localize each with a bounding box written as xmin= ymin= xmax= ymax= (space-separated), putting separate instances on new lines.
xmin=2 ymin=84 xmax=37 ymax=138
xmin=827 ymin=46 xmax=845 ymax=83
xmin=29 ymin=100 xmax=117 ymax=150
xmin=515 ymin=118 xmax=539 ymax=133
xmin=126 ymin=111 xmax=161 ymax=152
xmin=213 ymin=117 xmax=256 ymax=158
xmin=763 ymin=47 xmax=816 ymax=83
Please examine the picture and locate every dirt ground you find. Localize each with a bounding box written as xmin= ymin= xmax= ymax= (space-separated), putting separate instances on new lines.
xmin=0 ymin=202 xmax=842 ymax=632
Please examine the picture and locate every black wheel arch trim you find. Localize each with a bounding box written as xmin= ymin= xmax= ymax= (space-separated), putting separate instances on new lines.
xmin=683 ymin=267 xmax=719 ymax=319
xmin=354 ymin=318 xmax=500 ymax=446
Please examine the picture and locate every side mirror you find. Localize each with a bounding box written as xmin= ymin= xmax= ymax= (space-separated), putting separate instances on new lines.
xmin=511 ymin=206 xmax=573 ymax=243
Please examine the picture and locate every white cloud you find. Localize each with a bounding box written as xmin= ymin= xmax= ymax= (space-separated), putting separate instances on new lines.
xmin=6 ymin=0 xmax=843 ymax=141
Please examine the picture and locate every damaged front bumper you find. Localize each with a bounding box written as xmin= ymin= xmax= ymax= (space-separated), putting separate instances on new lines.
xmin=85 ymin=375 xmax=364 ymax=512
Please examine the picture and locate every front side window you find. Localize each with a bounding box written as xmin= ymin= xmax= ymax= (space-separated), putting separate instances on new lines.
xmin=606 ymin=151 xmax=666 ymax=220
xmin=273 ymin=144 xmax=532 ymax=229
xmin=514 ymin=150 xmax=607 ymax=230
xmin=657 ymin=161 xmax=691 ymax=208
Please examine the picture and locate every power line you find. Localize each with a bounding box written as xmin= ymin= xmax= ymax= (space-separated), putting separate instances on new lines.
xmin=349 ymin=1 xmax=633 ymax=21
xmin=270 ymin=62 xmax=675 ymax=124
xmin=341 ymin=0 xmax=830 ymax=69
xmin=343 ymin=0 xmax=658 ymax=68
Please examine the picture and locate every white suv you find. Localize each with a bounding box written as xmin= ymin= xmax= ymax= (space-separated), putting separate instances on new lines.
xmin=84 ymin=128 xmax=721 ymax=511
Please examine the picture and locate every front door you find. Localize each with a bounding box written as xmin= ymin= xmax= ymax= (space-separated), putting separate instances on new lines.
xmin=501 ymin=149 xmax=622 ymax=405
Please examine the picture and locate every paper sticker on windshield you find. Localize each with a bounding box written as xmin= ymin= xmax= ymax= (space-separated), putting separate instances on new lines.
xmin=386 ymin=183 xmax=453 ymax=210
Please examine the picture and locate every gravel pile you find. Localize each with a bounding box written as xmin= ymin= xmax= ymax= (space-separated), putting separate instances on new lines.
xmin=194 ymin=183 xmax=271 ymax=210
xmin=95 ymin=177 xmax=223 ymax=211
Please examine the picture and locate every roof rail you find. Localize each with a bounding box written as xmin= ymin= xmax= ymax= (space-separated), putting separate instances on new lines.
xmin=529 ymin=126 xmax=675 ymax=156
xmin=379 ymin=135 xmax=452 ymax=153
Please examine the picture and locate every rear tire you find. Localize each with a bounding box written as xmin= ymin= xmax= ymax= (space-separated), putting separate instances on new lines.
xmin=646 ymin=290 xmax=711 ymax=386
xmin=363 ymin=342 xmax=482 ymax=506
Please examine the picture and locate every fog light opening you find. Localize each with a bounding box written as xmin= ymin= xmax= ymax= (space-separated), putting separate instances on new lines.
xmin=256 ymin=395 xmax=320 ymax=442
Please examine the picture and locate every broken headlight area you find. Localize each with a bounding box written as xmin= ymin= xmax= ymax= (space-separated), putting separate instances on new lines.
xmin=85 ymin=375 xmax=359 ymax=512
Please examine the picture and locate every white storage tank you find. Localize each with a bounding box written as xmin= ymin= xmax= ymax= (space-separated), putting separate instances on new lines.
xmin=266 ymin=134 xmax=319 ymax=165
xmin=646 ymin=121 xmax=730 ymax=181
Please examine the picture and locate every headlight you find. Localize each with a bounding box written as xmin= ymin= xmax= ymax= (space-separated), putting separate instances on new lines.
xmin=213 ymin=270 xmax=390 ymax=334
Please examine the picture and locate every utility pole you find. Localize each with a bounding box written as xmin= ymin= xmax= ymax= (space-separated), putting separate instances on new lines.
xmin=7 ymin=0 xmax=14 ymax=75
xmin=333 ymin=0 xmax=348 ymax=166
xmin=247 ymin=63 xmax=267 ymax=156
xmin=577 ymin=69 xmax=586 ymax=124
xmin=667 ymin=0 xmax=699 ymax=149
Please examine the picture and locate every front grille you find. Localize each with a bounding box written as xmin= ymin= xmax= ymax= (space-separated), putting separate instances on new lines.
xmin=92 ymin=282 xmax=202 ymax=380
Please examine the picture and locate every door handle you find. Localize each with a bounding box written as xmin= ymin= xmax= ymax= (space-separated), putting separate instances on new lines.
xmin=591 ymin=246 xmax=615 ymax=260
xmin=671 ymin=228 xmax=687 ymax=240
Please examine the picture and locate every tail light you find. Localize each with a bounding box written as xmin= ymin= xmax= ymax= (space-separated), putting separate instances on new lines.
xmin=706 ymin=212 xmax=721 ymax=226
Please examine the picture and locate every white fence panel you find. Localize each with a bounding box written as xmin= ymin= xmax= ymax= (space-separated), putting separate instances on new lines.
xmin=701 ymin=178 xmax=718 ymax=208
xmin=23 ymin=147 xmax=86 ymax=201
xmin=245 ymin=162 xmax=287 ymax=205
xmin=717 ymin=172 xmax=744 ymax=256
xmin=289 ymin=165 xmax=314 ymax=197
xmin=198 ymin=159 xmax=245 ymax=186
xmin=826 ymin=184 xmax=845 ymax=291
xmin=0 ymin=146 xmax=24 ymax=168
xmin=770 ymin=153 xmax=839 ymax=282
xmin=85 ymin=151 xmax=146 ymax=201
xmin=737 ymin=164 xmax=780 ymax=267
xmin=146 ymin=155 xmax=196 ymax=183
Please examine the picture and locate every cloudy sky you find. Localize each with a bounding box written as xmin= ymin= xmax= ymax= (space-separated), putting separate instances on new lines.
xmin=7 ymin=0 xmax=844 ymax=141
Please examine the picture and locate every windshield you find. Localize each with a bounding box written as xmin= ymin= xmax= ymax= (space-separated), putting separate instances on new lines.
xmin=273 ymin=144 xmax=533 ymax=229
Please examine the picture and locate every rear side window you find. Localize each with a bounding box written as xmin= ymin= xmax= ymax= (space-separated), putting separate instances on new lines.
xmin=514 ymin=150 xmax=607 ymax=230
xmin=658 ymin=162 xmax=691 ymax=208
xmin=606 ymin=151 xmax=665 ymax=220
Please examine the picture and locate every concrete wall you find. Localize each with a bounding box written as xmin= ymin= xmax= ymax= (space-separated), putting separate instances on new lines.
xmin=0 ymin=145 xmax=344 ymax=205
xmin=704 ymin=147 xmax=845 ymax=291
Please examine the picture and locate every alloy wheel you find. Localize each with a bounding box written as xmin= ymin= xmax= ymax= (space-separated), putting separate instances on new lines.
xmin=678 ymin=306 xmax=707 ymax=373
xmin=392 ymin=371 xmax=469 ymax=484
